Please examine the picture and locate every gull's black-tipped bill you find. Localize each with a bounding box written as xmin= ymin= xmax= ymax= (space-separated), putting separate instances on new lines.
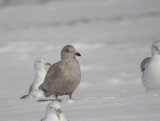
xmin=76 ymin=52 xmax=81 ymax=56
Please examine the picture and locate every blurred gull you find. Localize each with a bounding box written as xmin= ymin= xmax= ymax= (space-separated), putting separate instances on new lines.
xmin=41 ymin=101 xmax=69 ymax=121
xmin=21 ymin=58 xmax=51 ymax=99
xmin=39 ymin=45 xmax=81 ymax=100
xmin=141 ymin=40 xmax=160 ymax=90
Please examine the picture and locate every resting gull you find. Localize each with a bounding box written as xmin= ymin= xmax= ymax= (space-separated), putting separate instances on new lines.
xmin=21 ymin=58 xmax=51 ymax=99
xmin=141 ymin=40 xmax=160 ymax=90
xmin=39 ymin=45 xmax=81 ymax=100
xmin=41 ymin=101 xmax=69 ymax=121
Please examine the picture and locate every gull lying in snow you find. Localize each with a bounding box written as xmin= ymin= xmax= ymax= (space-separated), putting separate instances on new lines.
xmin=141 ymin=40 xmax=160 ymax=90
xmin=39 ymin=45 xmax=81 ymax=100
xmin=41 ymin=101 xmax=69 ymax=121
xmin=21 ymin=58 xmax=51 ymax=99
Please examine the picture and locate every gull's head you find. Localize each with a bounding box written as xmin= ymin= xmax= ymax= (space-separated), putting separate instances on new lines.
xmin=152 ymin=40 xmax=160 ymax=56
xmin=34 ymin=58 xmax=51 ymax=70
xmin=47 ymin=101 xmax=62 ymax=114
xmin=61 ymin=45 xmax=81 ymax=59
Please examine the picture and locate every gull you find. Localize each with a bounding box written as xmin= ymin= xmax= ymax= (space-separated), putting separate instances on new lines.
xmin=41 ymin=101 xmax=69 ymax=121
xmin=21 ymin=58 xmax=51 ymax=99
xmin=39 ymin=45 xmax=81 ymax=100
xmin=141 ymin=40 xmax=160 ymax=90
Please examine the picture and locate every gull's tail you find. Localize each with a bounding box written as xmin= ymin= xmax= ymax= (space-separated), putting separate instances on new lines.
xmin=39 ymin=83 xmax=51 ymax=97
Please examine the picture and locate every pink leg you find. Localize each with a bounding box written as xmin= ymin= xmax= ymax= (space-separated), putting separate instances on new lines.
xmin=55 ymin=95 xmax=58 ymax=100
xmin=69 ymin=94 xmax=72 ymax=99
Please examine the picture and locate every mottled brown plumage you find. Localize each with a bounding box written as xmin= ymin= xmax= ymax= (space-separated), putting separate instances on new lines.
xmin=39 ymin=45 xmax=81 ymax=100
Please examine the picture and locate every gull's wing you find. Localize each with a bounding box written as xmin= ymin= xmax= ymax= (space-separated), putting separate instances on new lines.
xmin=140 ymin=57 xmax=151 ymax=72
xmin=20 ymin=84 xmax=33 ymax=99
xmin=39 ymin=61 xmax=63 ymax=97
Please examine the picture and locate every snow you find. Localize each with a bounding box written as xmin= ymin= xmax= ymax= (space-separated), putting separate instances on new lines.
xmin=0 ymin=0 xmax=160 ymax=121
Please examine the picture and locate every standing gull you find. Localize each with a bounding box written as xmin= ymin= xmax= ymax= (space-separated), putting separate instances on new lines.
xmin=21 ymin=58 xmax=51 ymax=99
xmin=39 ymin=45 xmax=81 ymax=100
xmin=141 ymin=40 xmax=160 ymax=90
xmin=41 ymin=101 xmax=69 ymax=121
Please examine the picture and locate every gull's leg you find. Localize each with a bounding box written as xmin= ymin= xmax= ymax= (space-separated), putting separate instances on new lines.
xmin=69 ymin=94 xmax=72 ymax=99
xmin=55 ymin=95 xmax=58 ymax=100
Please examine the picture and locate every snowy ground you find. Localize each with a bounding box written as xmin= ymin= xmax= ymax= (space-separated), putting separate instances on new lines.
xmin=1 ymin=0 xmax=160 ymax=121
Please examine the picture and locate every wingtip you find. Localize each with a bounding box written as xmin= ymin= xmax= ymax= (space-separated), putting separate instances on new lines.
xmin=20 ymin=95 xmax=29 ymax=99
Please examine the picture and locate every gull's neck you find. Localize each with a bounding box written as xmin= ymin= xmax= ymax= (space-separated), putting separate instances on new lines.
xmin=152 ymin=55 xmax=160 ymax=59
xmin=33 ymin=68 xmax=46 ymax=89
xmin=45 ymin=113 xmax=59 ymax=120
xmin=61 ymin=56 xmax=76 ymax=61
xmin=152 ymin=52 xmax=160 ymax=60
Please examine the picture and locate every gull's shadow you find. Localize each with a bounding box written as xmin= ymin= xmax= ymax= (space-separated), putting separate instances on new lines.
xmin=37 ymin=98 xmax=63 ymax=102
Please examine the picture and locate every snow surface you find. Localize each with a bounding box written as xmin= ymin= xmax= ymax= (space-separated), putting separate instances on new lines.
xmin=0 ymin=0 xmax=160 ymax=121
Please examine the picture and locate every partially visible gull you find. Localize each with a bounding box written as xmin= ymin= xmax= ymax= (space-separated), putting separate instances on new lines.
xmin=21 ymin=58 xmax=51 ymax=99
xmin=39 ymin=45 xmax=81 ymax=100
xmin=41 ymin=101 xmax=69 ymax=121
xmin=141 ymin=40 xmax=160 ymax=90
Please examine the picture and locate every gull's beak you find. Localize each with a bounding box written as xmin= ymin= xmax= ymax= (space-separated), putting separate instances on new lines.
xmin=75 ymin=52 xmax=81 ymax=56
xmin=45 ymin=62 xmax=51 ymax=66
xmin=56 ymin=108 xmax=62 ymax=114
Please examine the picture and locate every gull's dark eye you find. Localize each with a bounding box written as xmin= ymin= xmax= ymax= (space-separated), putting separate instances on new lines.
xmin=66 ymin=50 xmax=69 ymax=52
xmin=154 ymin=46 xmax=158 ymax=51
